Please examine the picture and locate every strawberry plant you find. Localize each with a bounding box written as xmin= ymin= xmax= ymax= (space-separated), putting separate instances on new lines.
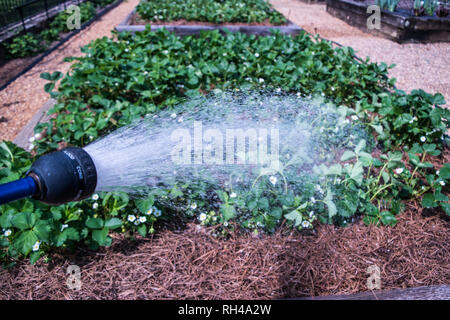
xmin=136 ymin=0 xmax=287 ymax=25
xmin=4 ymin=33 xmax=43 ymax=58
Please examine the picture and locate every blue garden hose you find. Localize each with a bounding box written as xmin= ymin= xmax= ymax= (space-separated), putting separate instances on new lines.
xmin=0 ymin=176 xmax=38 ymax=205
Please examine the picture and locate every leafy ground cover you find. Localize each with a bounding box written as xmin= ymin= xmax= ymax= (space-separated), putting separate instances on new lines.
xmin=135 ymin=0 xmax=287 ymax=24
xmin=0 ymin=27 xmax=448 ymax=265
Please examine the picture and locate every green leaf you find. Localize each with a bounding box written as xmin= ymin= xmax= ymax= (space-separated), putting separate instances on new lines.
xmin=326 ymin=164 xmax=342 ymax=176
xmin=104 ymin=218 xmax=122 ymax=230
xmin=355 ymin=140 xmax=366 ymax=154
xmin=220 ymin=203 xmax=236 ymax=221
xmin=440 ymin=202 xmax=450 ymax=216
xmin=34 ymin=220 xmax=51 ymax=241
xmin=12 ymin=212 xmax=36 ymax=230
xmin=92 ymin=228 xmax=109 ymax=245
xmin=340 ymin=150 xmax=355 ymax=162
xmin=29 ymin=251 xmax=43 ymax=265
xmin=439 ymin=164 xmax=450 ymax=180
xmin=40 ymin=72 xmax=52 ymax=80
xmin=258 ymin=197 xmax=269 ymax=210
xmin=349 ymin=162 xmax=364 ymax=185
xmin=137 ymin=224 xmax=147 ymax=237
xmin=421 ymin=193 xmax=438 ymax=208
xmin=14 ymin=230 xmax=38 ymax=255
xmin=325 ymin=189 xmax=337 ymax=218
xmin=85 ymin=217 xmax=104 ymax=229
xmin=380 ymin=211 xmax=397 ymax=226
xmin=284 ymin=210 xmax=302 ymax=227
xmin=135 ymin=196 xmax=155 ymax=214
xmin=270 ymin=207 xmax=282 ymax=220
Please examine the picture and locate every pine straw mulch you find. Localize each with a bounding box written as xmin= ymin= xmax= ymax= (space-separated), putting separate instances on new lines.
xmin=0 ymin=200 xmax=448 ymax=300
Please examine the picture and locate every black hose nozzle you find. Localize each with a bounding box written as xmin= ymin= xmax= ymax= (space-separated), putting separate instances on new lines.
xmin=28 ymin=147 xmax=97 ymax=205
xmin=0 ymin=147 xmax=97 ymax=206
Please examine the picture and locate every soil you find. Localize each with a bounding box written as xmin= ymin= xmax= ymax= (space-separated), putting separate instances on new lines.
xmin=131 ymin=14 xmax=289 ymax=26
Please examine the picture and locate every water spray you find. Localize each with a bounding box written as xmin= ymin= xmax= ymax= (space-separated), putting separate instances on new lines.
xmin=0 ymin=91 xmax=372 ymax=208
xmin=0 ymin=147 xmax=97 ymax=205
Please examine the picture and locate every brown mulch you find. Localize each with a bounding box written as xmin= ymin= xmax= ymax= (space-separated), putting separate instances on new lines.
xmin=0 ymin=201 xmax=448 ymax=300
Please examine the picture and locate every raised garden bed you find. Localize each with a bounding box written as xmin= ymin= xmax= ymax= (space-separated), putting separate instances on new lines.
xmin=116 ymin=9 xmax=302 ymax=36
xmin=116 ymin=0 xmax=302 ymax=35
xmin=326 ymin=0 xmax=450 ymax=43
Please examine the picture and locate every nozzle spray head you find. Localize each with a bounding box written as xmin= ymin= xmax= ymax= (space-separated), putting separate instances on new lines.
xmin=28 ymin=147 xmax=97 ymax=205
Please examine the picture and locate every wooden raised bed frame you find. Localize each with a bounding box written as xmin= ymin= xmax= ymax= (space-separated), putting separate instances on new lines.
xmin=326 ymin=0 xmax=450 ymax=43
xmin=115 ymin=9 xmax=303 ymax=36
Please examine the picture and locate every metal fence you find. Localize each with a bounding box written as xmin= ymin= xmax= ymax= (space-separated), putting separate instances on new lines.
xmin=0 ymin=0 xmax=73 ymax=29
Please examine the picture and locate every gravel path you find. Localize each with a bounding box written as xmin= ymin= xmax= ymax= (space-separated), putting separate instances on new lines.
xmin=0 ymin=0 xmax=140 ymax=142
xmin=271 ymin=0 xmax=450 ymax=106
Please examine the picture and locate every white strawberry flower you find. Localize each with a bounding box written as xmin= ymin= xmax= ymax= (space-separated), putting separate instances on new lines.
xmin=199 ymin=213 xmax=207 ymax=221
xmin=440 ymin=181 xmax=445 ymax=186
xmin=420 ymin=136 xmax=426 ymax=142
xmin=29 ymin=136 xmax=35 ymax=143
xmin=351 ymin=115 xmax=358 ymax=121
xmin=230 ymin=192 xmax=237 ymax=198
xmin=190 ymin=203 xmax=197 ymax=210
xmin=269 ymin=176 xmax=277 ymax=185
xmin=395 ymin=168 xmax=404 ymax=175
xmin=255 ymin=53 xmax=259 ymax=57
xmin=4 ymin=229 xmax=12 ymax=237
xmin=139 ymin=216 xmax=147 ymax=223
xmin=32 ymin=241 xmax=41 ymax=252
xmin=92 ymin=194 xmax=99 ymax=201
xmin=154 ymin=209 xmax=162 ymax=217
xmin=146 ymin=207 xmax=153 ymax=215
xmin=92 ymin=203 xmax=98 ymax=210
xmin=127 ymin=215 xmax=136 ymax=222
